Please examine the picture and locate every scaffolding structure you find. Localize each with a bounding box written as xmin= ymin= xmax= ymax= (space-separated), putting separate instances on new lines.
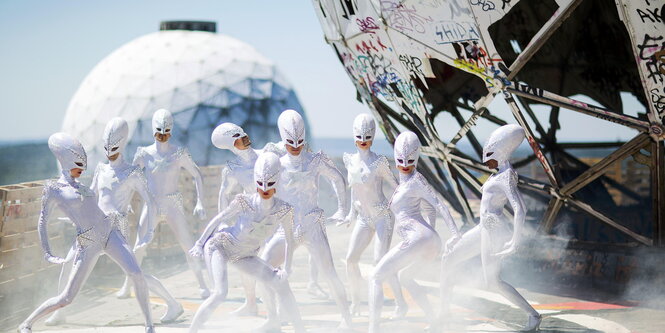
xmin=312 ymin=0 xmax=665 ymax=246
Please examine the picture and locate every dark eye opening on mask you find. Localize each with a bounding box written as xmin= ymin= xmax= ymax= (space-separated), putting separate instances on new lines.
xmin=165 ymin=129 xmax=170 ymax=133
xmin=232 ymin=133 xmax=240 ymax=137
xmin=267 ymin=182 xmax=275 ymax=186
xmin=257 ymin=181 xmax=263 ymax=186
xmin=486 ymin=152 xmax=494 ymax=157
xmin=75 ymin=162 xmax=84 ymax=167
xmin=297 ymin=139 xmax=303 ymax=144
xmin=397 ymin=159 xmax=404 ymax=164
xmin=408 ymin=159 xmax=415 ymax=164
xmin=287 ymin=139 xmax=294 ymax=144
xmin=355 ymin=135 xmax=362 ymax=139
xmin=156 ymin=128 xmax=161 ymax=131
xmin=365 ymin=136 xmax=372 ymax=140
xmin=111 ymin=147 xmax=118 ymax=152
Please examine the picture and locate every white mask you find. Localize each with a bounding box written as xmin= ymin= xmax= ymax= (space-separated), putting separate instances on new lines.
xmin=152 ymin=108 xmax=174 ymax=135
xmin=277 ymin=109 xmax=306 ymax=148
xmin=48 ymin=132 xmax=87 ymax=171
xmin=211 ymin=122 xmax=248 ymax=150
xmin=483 ymin=124 xmax=525 ymax=164
xmin=353 ymin=113 xmax=376 ymax=142
xmin=254 ymin=152 xmax=281 ymax=192
xmin=103 ymin=117 xmax=129 ymax=158
xmin=394 ymin=131 xmax=420 ymax=168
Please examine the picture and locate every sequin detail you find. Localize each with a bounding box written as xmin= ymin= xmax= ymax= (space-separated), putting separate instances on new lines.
xmin=107 ymin=212 xmax=129 ymax=240
xmin=481 ymin=213 xmax=502 ymax=231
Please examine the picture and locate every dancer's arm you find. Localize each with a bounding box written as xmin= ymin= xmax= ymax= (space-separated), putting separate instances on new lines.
xmin=90 ymin=163 xmax=101 ymax=196
xmin=217 ymin=167 xmax=238 ymax=213
xmin=190 ymin=195 xmax=243 ymax=256
xmin=417 ymin=175 xmax=460 ymax=238
xmin=181 ymin=148 xmax=206 ymax=219
xmin=495 ymin=170 xmax=526 ymax=257
xmin=130 ymin=169 xmax=157 ymax=247
xmin=377 ymin=155 xmax=399 ymax=189
xmin=279 ymin=206 xmax=297 ymax=277
xmin=317 ymin=152 xmax=348 ymax=222
xmin=38 ymin=184 xmax=65 ymax=264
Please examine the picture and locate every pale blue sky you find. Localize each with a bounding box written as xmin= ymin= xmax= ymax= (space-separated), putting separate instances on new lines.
xmin=0 ymin=1 xmax=644 ymax=142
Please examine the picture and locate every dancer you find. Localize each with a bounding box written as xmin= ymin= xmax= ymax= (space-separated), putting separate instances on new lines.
xmin=439 ymin=124 xmax=541 ymax=331
xmin=118 ymin=108 xmax=210 ymax=299
xmin=210 ymin=122 xmax=262 ymax=315
xmin=368 ymin=131 xmax=461 ymax=333
xmin=45 ymin=118 xmax=184 ymax=325
xmin=188 ymin=152 xmax=305 ymax=333
xmin=261 ymin=109 xmax=353 ymax=328
xmin=18 ymin=133 xmax=155 ymax=333
xmin=339 ymin=114 xmax=408 ymax=317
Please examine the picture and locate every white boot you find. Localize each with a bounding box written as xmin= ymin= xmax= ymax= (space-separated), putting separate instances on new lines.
xmin=199 ymin=287 xmax=210 ymax=299
xmin=116 ymin=278 xmax=132 ymax=299
xmin=17 ymin=323 xmax=31 ymax=333
xmin=145 ymin=325 xmax=156 ymax=333
xmin=306 ymin=282 xmax=328 ymax=300
xmin=44 ymin=310 xmax=66 ymax=326
xmin=253 ymin=318 xmax=281 ymax=333
xmin=229 ymin=300 xmax=258 ymax=316
xmin=160 ymin=302 xmax=184 ymax=323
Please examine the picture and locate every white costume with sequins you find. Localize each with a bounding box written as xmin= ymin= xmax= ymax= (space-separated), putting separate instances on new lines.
xmin=369 ymin=131 xmax=460 ymax=333
xmin=261 ymin=109 xmax=353 ymax=327
xmin=121 ymin=109 xmax=209 ymax=298
xmin=439 ymin=124 xmax=541 ymax=331
xmin=188 ymin=153 xmax=305 ymax=333
xmin=341 ymin=114 xmax=408 ymax=317
xmin=19 ymin=133 xmax=155 ymax=333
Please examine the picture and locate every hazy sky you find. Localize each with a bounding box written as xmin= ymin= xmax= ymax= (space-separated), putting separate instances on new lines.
xmin=0 ymin=1 xmax=645 ymax=142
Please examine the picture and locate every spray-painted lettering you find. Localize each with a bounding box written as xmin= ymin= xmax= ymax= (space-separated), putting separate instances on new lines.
xmin=434 ymin=21 xmax=480 ymax=44
xmin=637 ymin=34 xmax=665 ymax=84
xmin=381 ymin=1 xmax=433 ymax=34
xmin=357 ymin=17 xmax=379 ymax=33
xmin=470 ymin=0 xmax=495 ymax=11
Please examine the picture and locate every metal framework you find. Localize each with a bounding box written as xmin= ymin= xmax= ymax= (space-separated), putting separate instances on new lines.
xmin=312 ymin=0 xmax=665 ymax=246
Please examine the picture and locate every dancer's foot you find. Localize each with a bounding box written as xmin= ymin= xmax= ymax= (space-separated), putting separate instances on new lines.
xmin=161 ymin=302 xmax=184 ymax=323
xmin=306 ymin=282 xmax=328 ymax=300
xmin=199 ymin=287 xmax=210 ymax=299
xmin=45 ymin=310 xmax=66 ymax=326
xmin=523 ymin=313 xmax=541 ymax=332
xmin=350 ymin=302 xmax=361 ymax=316
xmin=145 ymin=325 xmax=156 ymax=333
xmin=253 ymin=319 xmax=281 ymax=333
xmin=17 ymin=323 xmax=31 ymax=333
xmin=390 ymin=303 xmax=408 ymax=320
xmin=337 ymin=319 xmax=353 ymax=331
xmin=116 ymin=282 xmax=132 ymax=299
xmin=229 ymin=301 xmax=258 ymax=316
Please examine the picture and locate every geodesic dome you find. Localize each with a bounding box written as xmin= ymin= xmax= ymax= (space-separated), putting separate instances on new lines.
xmin=62 ymin=21 xmax=310 ymax=167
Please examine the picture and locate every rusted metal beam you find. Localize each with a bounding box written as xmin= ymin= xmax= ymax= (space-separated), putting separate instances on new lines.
xmin=557 ymin=141 xmax=627 ymax=149
xmin=541 ymin=198 xmax=564 ymax=233
xmin=515 ymin=95 xmax=548 ymax=139
xmin=505 ymin=91 xmax=561 ymax=188
xmin=560 ymin=134 xmax=651 ymax=196
xmin=566 ymin=198 xmax=653 ymax=246
xmin=506 ymin=0 xmax=584 ymax=80
xmin=652 ymin=139 xmax=665 ymax=246
xmin=506 ymin=84 xmax=651 ymax=132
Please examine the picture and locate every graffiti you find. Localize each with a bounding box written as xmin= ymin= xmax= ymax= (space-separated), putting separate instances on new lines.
xmin=636 ymin=2 xmax=665 ymax=23
xmin=399 ymin=54 xmax=424 ymax=77
xmin=453 ymin=41 xmax=502 ymax=68
xmin=470 ymin=0 xmax=495 ymax=11
xmin=453 ymin=59 xmax=509 ymax=88
xmin=339 ymin=0 xmax=358 ymax=20
xmin=381 ymin=1 xmax=433 ymax=34
xmin=526 ymin=132 xmax=553 ymax=176
xmin=434 ymin=21 xmax=480 ymax=45
xmin=512 ymin=81 xmax=544 ymax=98
xmin=354 ymin=37 xmax=388 ymax=54
xmin=651 ymin=88 xmax=665 ymax=115
xmin=637 ymin=34 xmax=665 ymax=84
xmin=357 ymin=16 xmax=380 ymax=33
xmin=501 ymin=0 xmax=511 ymax=10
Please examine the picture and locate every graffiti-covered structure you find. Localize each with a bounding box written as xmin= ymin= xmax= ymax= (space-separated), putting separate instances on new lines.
xmin=312 ymin=0 xmax=665 ymax=246
xmin=62 ymin=21 xmax=310 ymax=167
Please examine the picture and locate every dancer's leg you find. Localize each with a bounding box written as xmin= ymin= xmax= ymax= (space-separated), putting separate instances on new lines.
xmin=439 ymin=226 xmax=481 ymax=319
xmin=19 ymin=246 xmax=101 ymax=330
xmin=374 ymin=215 xmax=408 ymax=318
xmin=256 ymin=232 xmax=287 ymax=321
xmin=104 ymin=230 xmax=154 ymax=328
xmin=189 ymin=247 xmax=229 ymax=333
xmin=345 ymin=220 xmax=373 ymax=314
xmin=164 ymin=205 xmax=209 ymax=297
xmin=234 ymin=257 xmax=305 ymax=333
xmin=305 ymin=226 xmax=352 ymax=328
xmin=118 ymin=204 xmax=152 ymax=298
xmin=45 ymin=245 xmax=76 ymax=325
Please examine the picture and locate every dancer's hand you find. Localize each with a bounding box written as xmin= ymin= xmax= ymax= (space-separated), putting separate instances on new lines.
xmin=494 ymin=239 xmax=517 ymax=258
xmin=328 ymin=210 xmax=345 ymax=224
xmin=275 ymin=268 xmax=289 ymax=281
xmin=45 ymin=253 xmax=66 ymax=264
xmin=444 ymin=235 xmax=461 ymax=254
xmin=193 ymin=200 xmax=207 ymax=220
xmin=189 ymin=244 xmax=204 ymax=258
